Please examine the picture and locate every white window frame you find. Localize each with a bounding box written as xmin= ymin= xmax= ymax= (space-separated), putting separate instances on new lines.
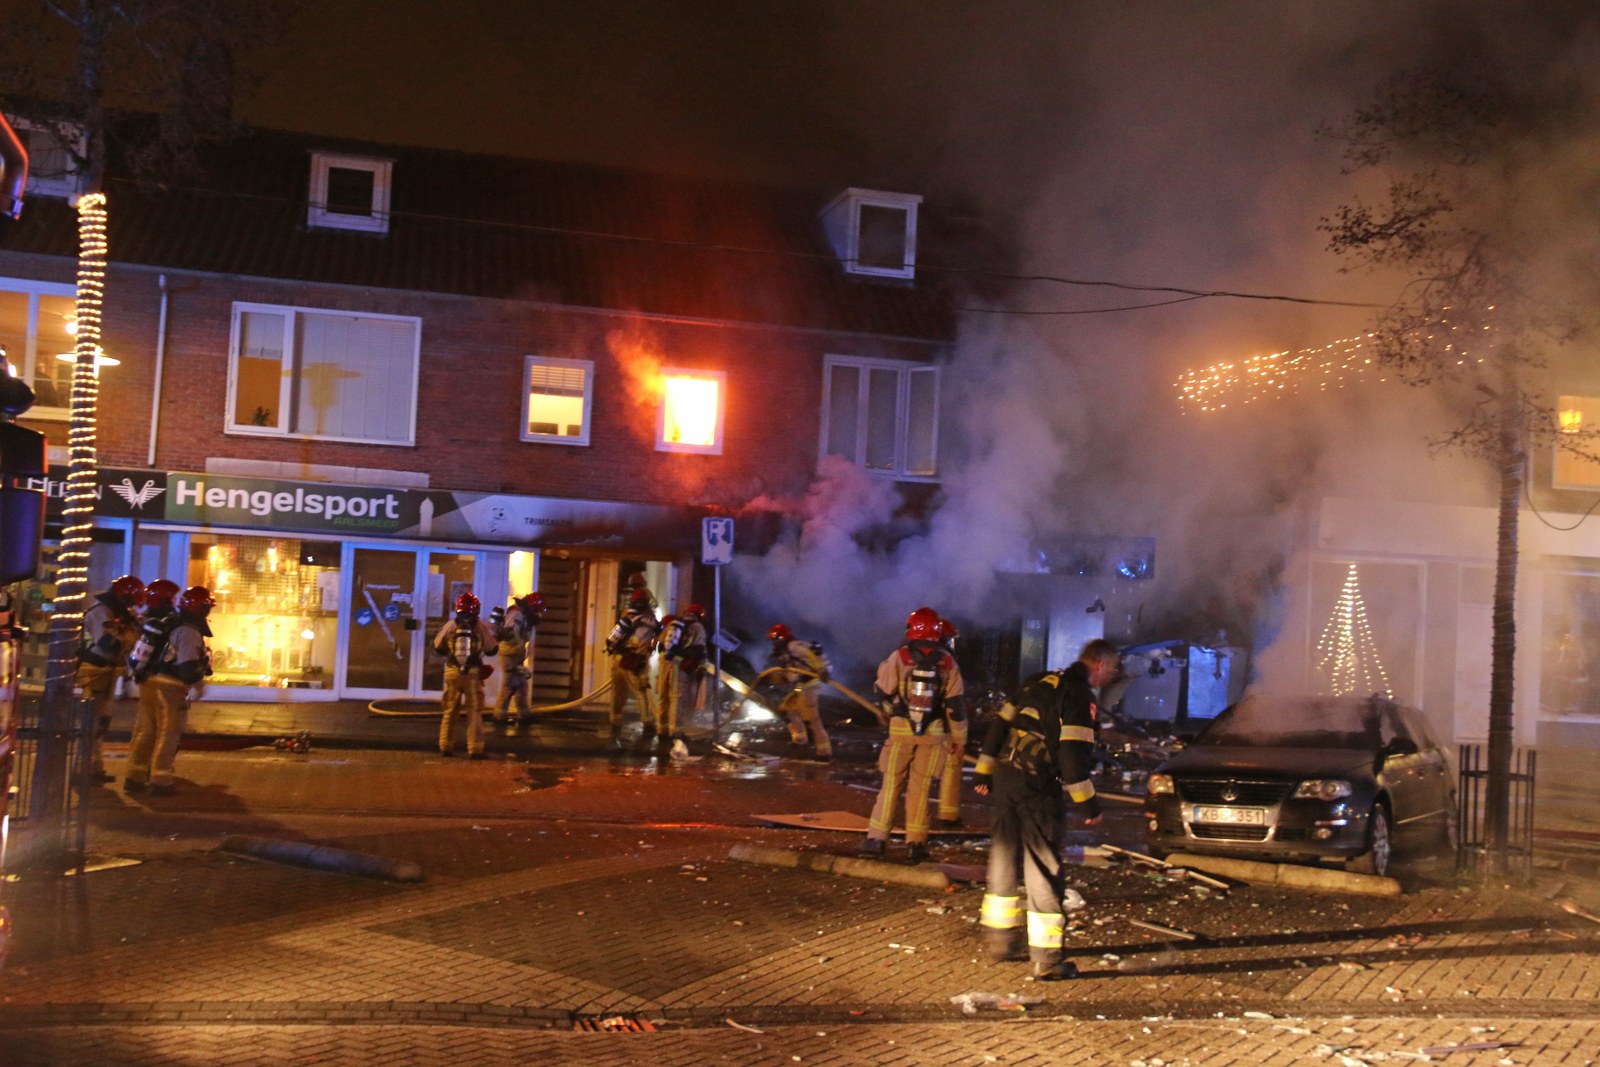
xmin=4 ymin=116 xmax=84 ymax=199
xmin=307 ymin=151 xmax=393 ymax=234
xmin=225 ymin=301 xmax=420 ymax=446
xmin=819 ymin=188 xmax=922 ymax=280
xmin=0 ymin=275 xmax=76 ymax=419
xmin=821 ymin=354 xmax=940 ymax=481
xmin=656 ymin=367 xmax=726 ymax=455
xmin=521 ymin=355 xmax=593 ymax=446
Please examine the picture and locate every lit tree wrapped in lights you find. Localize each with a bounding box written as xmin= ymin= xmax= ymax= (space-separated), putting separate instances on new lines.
xmin=2 ymin=0 xmax=272 ymax=865
xmin=1177 ymin=65 xmax=1600 ymax=873
xmin=1314 ymin=564 xmax=1393 ymax=699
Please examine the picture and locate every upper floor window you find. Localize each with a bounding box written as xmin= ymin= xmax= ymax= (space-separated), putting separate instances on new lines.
xmin=0 ymin=276 xmax=76 ymax=417
xmin=2 ymin=116 xmax=83 ymax=199
xmin=307 ymin=151 xmax=392 ymax=234
xmin=227 ymin=302 xmax=419 ymax=445
xmin=657 ymin=368 xmax=725 ymax=455
xmin=822 ymin=354 xmax=939 ymax=480
xmin=819 ymin=188 xmax=922 ymax=280
xmin=1555 ymin=394 xmax=1600 ymax=490
xmin=522 ymin=356 xmax=593 ymax=445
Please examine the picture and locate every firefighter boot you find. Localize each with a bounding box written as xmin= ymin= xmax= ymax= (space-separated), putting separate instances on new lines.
xmin=907 ymin=843 xmax=930 ymax=865
xmin=981 ymin=928 xmax=1025 ymax=962
xmin=1030 ymin=959 xmax=1078 ymax=981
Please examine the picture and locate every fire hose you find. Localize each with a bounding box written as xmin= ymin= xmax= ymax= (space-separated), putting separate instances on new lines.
xmin=726 ymin=665 xmax=889 ymax=727
xmin=368 ymin=679 xmax=613 ymax=717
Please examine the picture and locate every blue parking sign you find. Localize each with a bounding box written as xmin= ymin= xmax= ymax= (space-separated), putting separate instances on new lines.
xmin=702 ymin=517 xmax=734 ymax=565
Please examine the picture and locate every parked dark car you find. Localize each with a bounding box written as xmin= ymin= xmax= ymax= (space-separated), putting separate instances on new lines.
xmin=1143 ymin=693 xmax=1456 ymax=876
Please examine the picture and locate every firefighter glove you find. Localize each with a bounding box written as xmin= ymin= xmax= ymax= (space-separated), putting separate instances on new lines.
xmin=1077 ymin=794 xmax=1103 ymax=822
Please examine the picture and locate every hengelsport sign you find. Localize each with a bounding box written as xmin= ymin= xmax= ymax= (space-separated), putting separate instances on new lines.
xmin=46 ymin=466 xmax=714 ymax=550
xmin=165 ymin=475 xmax=413 ymax=532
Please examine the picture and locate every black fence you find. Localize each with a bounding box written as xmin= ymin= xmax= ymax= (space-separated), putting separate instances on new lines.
xmin=1456 ymin=743 xmax=1536 ymax=878
xmin=6 ymin=689 xmax=95 ymax=872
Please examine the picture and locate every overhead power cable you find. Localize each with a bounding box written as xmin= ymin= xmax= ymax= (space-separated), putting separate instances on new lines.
xmin=106 ymin=174 xmax=1385 ymax=315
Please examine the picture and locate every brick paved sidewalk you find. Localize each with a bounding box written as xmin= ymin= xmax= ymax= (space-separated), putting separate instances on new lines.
xmin=3 ymin=746 xmax=1598 ymax=1065
xmin=8 ymin=1017 xmax=1599 ymax=1067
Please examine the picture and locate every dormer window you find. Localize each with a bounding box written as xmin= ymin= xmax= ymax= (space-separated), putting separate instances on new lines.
xmin=820 ymin=188 xmax=921 ymax=280
xmin=307 ymin=151 xmax=392 ymax=234
xmin=3 ymin=116 xmax=83 ymax=199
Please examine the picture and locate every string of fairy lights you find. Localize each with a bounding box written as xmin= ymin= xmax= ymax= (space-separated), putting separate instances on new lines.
xmin=47 ymin=191 xmax=107 ymax=685
xmin=1176 ymin=310 xmax=1495 ymax=412
xmin=1313 ymin=563 xmax=1393 ymax=698
xmin=1175 ymin=333 xmax=1386 ymax=412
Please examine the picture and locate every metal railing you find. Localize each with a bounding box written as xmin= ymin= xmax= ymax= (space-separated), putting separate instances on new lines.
xmin=1456 ymin=743 xmax=1536 ymax=878
xmin=6 ymin=689 xmax=95 ymax=872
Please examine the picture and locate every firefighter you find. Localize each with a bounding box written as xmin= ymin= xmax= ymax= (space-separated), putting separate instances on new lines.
xmin=655 ymin=602 xmax=708 ymax=759
xmin=605 ymin=587 xmax=659 ymax=748
xmin=124 ymin=585 xmax=213 ymax=796
xmin=973 ymin=638 xmax=1121 ymax=980
xmin=434 ymin=591 xmax=498 ymax=758
xmin=77 ymin=574 xmax=145 ymax=784
xmin=863 ymin=607 xmax=965 ymax=863
xmin=934 ymin=616 xmax=968 ymax=828
xmin=766 ymin=623 xmax=833 ymax=760
xmin=494 ymin=591 xmax=544 ymax=736
xmin=617 ymin=570 xmax=658 ymax=615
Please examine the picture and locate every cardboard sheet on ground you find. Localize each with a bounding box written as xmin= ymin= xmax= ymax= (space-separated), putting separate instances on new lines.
xmin=752 ymin=810 xmax=987 ymax=836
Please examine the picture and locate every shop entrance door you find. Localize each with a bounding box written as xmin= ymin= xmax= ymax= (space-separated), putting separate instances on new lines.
xmin=341 ymin=546 xmax=482 ymax=700
xmin=343 ymin=547 xmax=422 ymax=697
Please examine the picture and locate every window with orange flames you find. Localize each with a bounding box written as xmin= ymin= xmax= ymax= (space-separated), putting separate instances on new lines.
xmin=657 ymin=368 xmax=725 ymax=454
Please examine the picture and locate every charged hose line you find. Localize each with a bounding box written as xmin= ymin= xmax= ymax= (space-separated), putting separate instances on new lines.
xmin=368 ymin=679 xmax=614 ymax=718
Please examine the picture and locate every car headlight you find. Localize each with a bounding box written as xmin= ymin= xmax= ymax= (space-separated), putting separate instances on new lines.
xmin=1147 ymin=773 xmax=1175 ymax=795
xmin=1294 ymin=779 xmax=1352 ymax=800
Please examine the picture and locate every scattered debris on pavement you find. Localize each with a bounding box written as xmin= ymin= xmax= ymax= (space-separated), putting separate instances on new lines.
xmin=949 ymin=991 xmax=1043 ymax=1014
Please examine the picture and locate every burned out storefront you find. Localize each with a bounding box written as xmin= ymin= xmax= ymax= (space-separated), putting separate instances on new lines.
xmin=13 ymin=467 xmax=705 ymax=705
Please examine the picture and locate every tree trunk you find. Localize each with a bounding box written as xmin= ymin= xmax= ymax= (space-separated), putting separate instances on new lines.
xmin=1485 ymin=364 xmax=1522 ymax=874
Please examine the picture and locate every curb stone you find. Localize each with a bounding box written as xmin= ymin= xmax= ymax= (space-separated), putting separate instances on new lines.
xmin=1165 ymin=851 xmax=1402 ymax=896
xmin=728 ymin=842 xmax=951 ymax=889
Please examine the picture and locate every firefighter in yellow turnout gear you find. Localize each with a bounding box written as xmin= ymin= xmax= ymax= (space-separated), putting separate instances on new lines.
xmin=654 ymin=603 xmax=708 ymax=758
xmin=766 ymin=623 xmax=833 ymax=760
xmin=435 ymin=592 xmax=499 ymax=758
xmin=125 ymin=584 xmax=213 ymax=796
xmin=77 ymin=574 xmax=145 ymax=783
xmin=974 ymin=639 xmax=1120 ymax=980
xmin=494 ymin=592 xmax=544 ymax=736
xmin=934 ymin=616 xmax=968 ymax=828
xmin=606 ymin=588 xmax=659 ymax=747
xmin=862 ymin=607 xmax=965 ymax=863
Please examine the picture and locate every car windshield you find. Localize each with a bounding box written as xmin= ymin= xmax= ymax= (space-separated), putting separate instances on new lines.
xmin=1195 ymin=695 xmax=1385 ymax=750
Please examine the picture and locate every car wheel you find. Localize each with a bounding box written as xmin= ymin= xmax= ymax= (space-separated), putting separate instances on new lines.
xmin=1349 ymin=803 xmax=1391 ymax=877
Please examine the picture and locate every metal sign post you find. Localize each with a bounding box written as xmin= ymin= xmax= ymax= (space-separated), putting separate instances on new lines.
xmin=701 ymin=517 xmax=734 ymax=730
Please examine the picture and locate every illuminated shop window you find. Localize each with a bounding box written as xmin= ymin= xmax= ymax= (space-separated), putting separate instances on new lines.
xmin=227 ymin=302 xmax=420 ymax=445
xmin=821 ymin=354 xmax=939 ymax=480
xmin=657 ymin=368 xmax=725 ymax=454
xmin=522 ymin=356 xmax=592 ymax=445
xmin=188 ymin=534 xmax=341 ymax=689
xmin=1555 ymin=395 xmax=1600 ymax=490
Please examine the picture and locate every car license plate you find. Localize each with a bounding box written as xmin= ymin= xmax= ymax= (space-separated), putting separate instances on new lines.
xmin=1192 ymin=805 xmax=1266 ymax=825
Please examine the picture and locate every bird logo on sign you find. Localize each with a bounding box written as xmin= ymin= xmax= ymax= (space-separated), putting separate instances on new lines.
xmin=108 ymin=478 xmax=166 ymax=510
